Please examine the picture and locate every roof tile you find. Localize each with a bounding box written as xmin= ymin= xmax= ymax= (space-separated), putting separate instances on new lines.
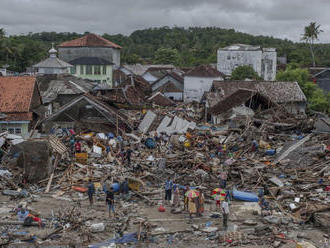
xmin=58 ymin=33 xmax=121 ymax=49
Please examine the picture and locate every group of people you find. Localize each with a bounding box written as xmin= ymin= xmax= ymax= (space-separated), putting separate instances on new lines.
xmin=164 ymin=177 xmax=230 ymax=230
xmin=87 ymin=178 xmax=131 ymax=218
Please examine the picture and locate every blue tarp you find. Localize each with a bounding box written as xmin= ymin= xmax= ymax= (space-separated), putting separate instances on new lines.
xmin=233 ymin=190 xmax=258 ymax=202
xmin=89 ymin=232 xmax=137 ymax=247
xmin=145 ymin=138 xmax=156 ymax=149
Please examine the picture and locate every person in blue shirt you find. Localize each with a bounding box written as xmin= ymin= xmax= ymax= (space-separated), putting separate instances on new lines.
xmin=164 ymin=177 xmax=173 ymax=205
xmin=87 ymin=179 xmax=95 ymax=207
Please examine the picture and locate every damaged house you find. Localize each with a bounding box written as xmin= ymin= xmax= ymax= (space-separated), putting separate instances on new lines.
xmin=96 ymin=75 xmax=151 ymax=107
xmin=151 ymin=71 xmax=184 ymax=101
xmin=41 ymin=94 xmax=133 ymax=134
xmin=204 ymin=81 xmax=307 ymax=124
xmin=0 ymin=76 xmax=41 ymax=137
xmin=184 ymin=65 xmax=224 ymax=103
xmin=36 ymin=74 xmax=98 ymax=117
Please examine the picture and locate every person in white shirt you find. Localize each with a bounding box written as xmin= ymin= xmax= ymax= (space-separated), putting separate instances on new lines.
xmin=221 ymin=198 xmax=230 ymax=230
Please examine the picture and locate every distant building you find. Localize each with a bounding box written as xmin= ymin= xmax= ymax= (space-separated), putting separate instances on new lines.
xmin=33 ymin=44 xmax=72 ymax=75
xmin=311 ymin=68 xmax=330 ymax=92
xmin=69 ymin=57 xmax=113 ymax=85
xmin=184 ymin=65 xmax=224 ymax=103
xmin=217 ymin=44 xmax=277 ymax=81
xmin=0 ymin=76 xmax=41 ymax=137
xmin=58 ymin=33 xmax=122 ymax=86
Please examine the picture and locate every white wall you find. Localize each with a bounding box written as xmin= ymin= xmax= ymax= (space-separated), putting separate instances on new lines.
xmin=261 ymin=50 xmax=277 ymax=81
xmin=164 ymin=92 xmax=183 ymax=101
xmin=217 ymin=50 xmax=262 ymax=76
xmin=38 ymin=67 xmax=69 ymax=74
xmin=184 ymin=76 xmax=223 ymax=103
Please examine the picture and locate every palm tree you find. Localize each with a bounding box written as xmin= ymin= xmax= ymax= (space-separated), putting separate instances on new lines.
xmin=301 ymin=22 xmax=323 ymax=67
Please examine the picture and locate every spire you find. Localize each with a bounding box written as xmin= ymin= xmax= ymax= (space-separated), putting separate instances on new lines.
xmin=49 ymin=42 xmax=57 ymax=58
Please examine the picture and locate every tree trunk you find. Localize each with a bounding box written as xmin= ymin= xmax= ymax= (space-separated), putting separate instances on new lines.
xmin=309 ymin=41 xmax=316 ymax=67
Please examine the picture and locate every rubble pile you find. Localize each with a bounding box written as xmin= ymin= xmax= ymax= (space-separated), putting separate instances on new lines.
xmin=0 ymin=106 xmax=329 ymax=247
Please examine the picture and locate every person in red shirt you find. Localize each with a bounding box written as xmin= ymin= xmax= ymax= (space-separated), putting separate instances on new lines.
xmin=75 ymin=141 xmax=81 ymax=153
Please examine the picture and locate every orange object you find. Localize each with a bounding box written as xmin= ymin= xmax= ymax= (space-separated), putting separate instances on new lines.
xmin=72 ymin=186 xmax=88 ymax=193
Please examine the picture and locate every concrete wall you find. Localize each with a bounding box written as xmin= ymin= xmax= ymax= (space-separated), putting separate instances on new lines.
xmin=217 ymin=48 xmax=277 ymax=80
xmin=38 ymin=67 xmax=69 ymax=75
xmin=0 ymin=122 xmax=29 ymax=137
xmin=261 ymin=50 xmax=277 ymax=81
xmin=184 ymin=76 xmax=223 ymax=103
xmin=58 ymin=47 xmax=120 ymax=66
xmin=72 ymin=64 xmax=113 ymax=86
xmin=217 ymin=50 xmax=262 ymax=76
xmin=164 ymin=92 xmax=183 ymax=101
xmin=283 ymin=102 xmax=306 ymax=114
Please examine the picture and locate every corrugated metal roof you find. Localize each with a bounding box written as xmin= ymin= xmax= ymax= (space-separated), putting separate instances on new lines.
xmin=33 ymin=57 xmax=72 ymax=68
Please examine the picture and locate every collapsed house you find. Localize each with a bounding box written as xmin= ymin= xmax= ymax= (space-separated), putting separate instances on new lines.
xmin=95 ymin=75 xmax=152 ymax=107
xmin=204 ymin=81 xmax=307 ymax=124
xmin=41 ymin=94 xmax=133 ymax=134
xmin=151 ymin=71 xmax=184 ymax=101
xmin=36 ymin=74 xmax=98 ymax=117
xmin=208 ymin=89 xmax=275 ymax=125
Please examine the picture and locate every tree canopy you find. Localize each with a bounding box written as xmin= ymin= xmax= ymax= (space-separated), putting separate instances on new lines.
xmin=1 ymin=26 xmax=330 ymax=72
xmin=276 ymin=67 xmax=330 ymax=113
xmin=231 ymin=65 xmax=261 ymax=80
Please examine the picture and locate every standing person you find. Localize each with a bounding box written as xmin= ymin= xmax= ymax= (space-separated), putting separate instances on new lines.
xmin=75 ymin=140 xmax=81 ymax=153
xmin=222 ymin=198 xmax=230 ymax=230
xmin=164 ymin=177 xmax=173 ymax=205
xmin=121 ymin=178 xmax=129 ymax=200
xmin=215 ymin=192 xmax=221 ymax=210
xmin=106 ymin=187 xmax=115 ymax=218
xmin=126 ymin=147 xmax=133 ymax=165
xmin=87 ymin=180 xmax=95 ymax=207
xmin=188 ymin=197 xmax=197 ymax=220
xmin=198 ymin=189 xmax=205 ymax=216
xmin=220 ymin=171 xmax=228 ymax=189
xmin=183 ymin=184 xmax=190 ymax=211
xmin=172 ymin=184 xmax=180 ymax=207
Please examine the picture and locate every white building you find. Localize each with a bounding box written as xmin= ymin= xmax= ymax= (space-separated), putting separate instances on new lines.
xmin=33 ymin=44 xmax=72 ymax=75
xmin=184 ymin=65 xmax=224 ymax=103
xmin=217 ymin=44 xmax=277 ymax=81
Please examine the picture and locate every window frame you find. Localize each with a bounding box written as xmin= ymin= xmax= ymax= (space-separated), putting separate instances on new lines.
xmin=86 ymin=65 xmax=93 ymax=75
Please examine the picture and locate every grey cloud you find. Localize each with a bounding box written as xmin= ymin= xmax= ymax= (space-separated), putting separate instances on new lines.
xmin=0 ymin=0 xmax=328 ymax=42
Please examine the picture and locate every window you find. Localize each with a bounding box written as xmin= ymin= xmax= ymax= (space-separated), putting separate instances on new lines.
xmin=15 ymin=128 xmax=21 ymax=134
xmin=8 ymin=128 xmax=14 ymax=134
xmin=94 ymin=65 xmax=101 ymax=75
xmin=80 ymin=65 xmax=84 ymax=75
xmin=2 ymin=128 xmax=7 ymax=132
xmin=86 ymin=65 xmax=92 ymax=75
xmin=227 ymin=55 xmax=231 ymax=60
xmin=70 ymin=66 xmax=76 ymax=74
xmin=103 ymin=66 xmax=107 ymax=74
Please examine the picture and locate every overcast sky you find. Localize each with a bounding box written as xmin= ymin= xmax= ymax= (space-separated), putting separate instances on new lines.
xmin=1 ymin=0 xmax=329 ymax=43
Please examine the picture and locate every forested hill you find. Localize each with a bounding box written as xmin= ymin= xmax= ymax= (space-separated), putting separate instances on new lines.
xmin=1 ymin=26 xmax=330 ymax=72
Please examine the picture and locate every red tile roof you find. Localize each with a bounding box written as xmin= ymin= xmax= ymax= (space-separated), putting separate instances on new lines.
xmin=4 ymin=113 xmax=33 ymax=121
xmin=185 ymin=65 xmax=224 ymax=78
xmin=0 ymin=76 xmax=36 ymax=113
xmin=58 ymin=33 xmax=121 ymax=49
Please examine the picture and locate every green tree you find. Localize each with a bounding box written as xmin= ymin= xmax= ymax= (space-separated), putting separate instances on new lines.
xmin=153 ymin=47 xmax=180 ymax=65
xmin=231 ymin=65 xmax=261 ymax=80
xmin=276 ymin=68 xmax=329 ymax=113
xmin=301 ymin=22 xmax=323 ymax=67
